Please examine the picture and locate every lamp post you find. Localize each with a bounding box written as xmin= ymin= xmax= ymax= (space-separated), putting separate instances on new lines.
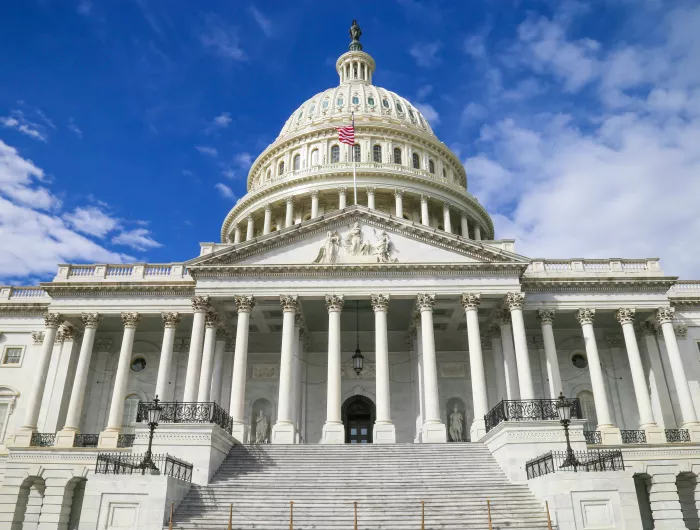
xmin=556 ymin=392 xmax=579 ymax=469
xmin=352 ymin=300 xmax=364 ymax=375
xmin=140 ymin=395 xmax=163 ymax=474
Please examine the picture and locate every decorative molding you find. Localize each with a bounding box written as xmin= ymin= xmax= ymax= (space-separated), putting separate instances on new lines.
xmin=41 ymin=283 xmax=195 ymax=297
xmin=636 ymin=321 xmax=657 ymax=335
xmin=325 ymin=294 xmax=344 ymax=312
xmin=120 ymin=312 xmax=141 ymax=329
xmin=161 ymin=312 xmax=181 ymax=328
xmin=234 ymin=295 xmax=255 ymax=313
xmin=439 ymin=362 xmax=466 ymax=378
xmin=416 ymin=293 xmax=436 ymax=311
xmin=496 ymin=309 xmax=511 ymax=326
xmin=460 ymin=293 xmax=480 ymax=310
xmin=252 ymin=364 xmax=278 ymax=379
xmin=81 ymin=312 xmax=101 ymax=329
xmin=31 ymin=331 xmax=45 ymax=345
xmin=674 ymin=324 xmax=688 ymax=338
xmin=280 ymin=295 xmax=300 ymax=313
xmin=191 ymin=295 xmax=211 ymax=312
xmin=370 ymin=294 xmax=390 ymax=312
xmin=56 ymin=325 xmax=80 ymax=342
xmin=537 ymin=309 xmax=555 ymax=324
xmin=205 ymin=311 xmax=221 ymax=329
xmin=576 ymin=308 xmax=596 ymax=325
xmin=657 ymin=307 xmax=675 ymax=325
xmin=523 ymin=278 xmax=675 ymax=294
xmin=44 ymin=313 xmax=63 ymax=329
xmin=616 ymin=308 xmax=636 ymax=325
xmin=0 ymin=303 xmax=50 ymax=316
xmin=95 ymin=338 xmax=113 ymax=351
xmin=505 ymin=292 xmax=525 ymax=311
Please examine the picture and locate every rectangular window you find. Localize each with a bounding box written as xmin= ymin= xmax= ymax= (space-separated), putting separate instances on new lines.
xmin=1 ymin=346 xmax=23 ymax=366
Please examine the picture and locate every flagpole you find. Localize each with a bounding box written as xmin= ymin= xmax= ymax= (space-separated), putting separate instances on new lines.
xmin=352 ymin=112 xmax=357 ymax=205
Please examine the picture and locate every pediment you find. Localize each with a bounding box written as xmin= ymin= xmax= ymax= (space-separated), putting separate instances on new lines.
xmin=188 ymin=207 xmax=530 ymax=270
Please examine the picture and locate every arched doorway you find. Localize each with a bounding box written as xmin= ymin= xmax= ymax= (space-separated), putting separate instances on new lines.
xmin=577 ymin=390 xmax=598 ymax=431
xmin=342 ymin=395 xmax=375 ymax=444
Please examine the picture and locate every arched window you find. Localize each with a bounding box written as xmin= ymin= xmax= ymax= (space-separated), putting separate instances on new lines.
xmin=393 ymin=147 xmax=402 ymax=165
xmin=311 ymin=149 xmax=319 ymax=166
xmin=266 ymin=169 xmax=271 ymax=181
xmin=293 ymin=154 xmax=301 ymax=171
xmin=442 ymin=167 xmax=447 ymax=178
xmin=352 ymin=96 xmax=359 ymax=105
xmin=577 ymin=390 xmax=597 ymax=432
xmin=412 ymin=152 xmax=420 ymax=169
xmin=373 ymin=144 xmax=382 ymax=163
xmin=429 ymin=160 xmax=435 ymax=174
xmin=331 ymin=145 xmax=340 ymax=163
xmin=353 ymin=144 xmax=361 ymax=163
xmin=278 ymin=161 xmax=285 ymax=175
xmin=353 ymin=65 xmax=358 ymax=78
xmin=122 ymin=395 xmax=140 ymax=434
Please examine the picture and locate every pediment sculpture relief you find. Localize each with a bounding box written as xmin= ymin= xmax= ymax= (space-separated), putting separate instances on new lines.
xmin=313 ymin=222 xmax=398 ymax=264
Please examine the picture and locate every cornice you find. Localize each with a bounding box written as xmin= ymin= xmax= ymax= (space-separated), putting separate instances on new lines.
xmin=522 ymin=277 xmax=676 ymax=293
xmin=40 ymin=282 xmax=196 ymax=298
xmin=0 ymin=303 xmax=50 ymax=316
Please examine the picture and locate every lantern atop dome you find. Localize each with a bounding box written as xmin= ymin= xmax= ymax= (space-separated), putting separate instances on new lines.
xmin=337 ymin=21 xmax=375 ymax=85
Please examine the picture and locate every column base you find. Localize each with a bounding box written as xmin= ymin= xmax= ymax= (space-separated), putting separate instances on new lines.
xmin=641 ymin=424 xmax=666 ymax=444
xmin=373 ymin=422 xmax=396 ymax=444
xmin=421 ymin=421 xmax=447 ymax=443
xmin=598 ymin=425 xmax=622 ymax=445
xmin=98 ymin=429 xmax=120 ymax=449
xmin=682 ymin=422 xmax=700 ymax=442
xmin=55 ymin=428 xmax=79 ymax=448
xmin=469 ymin=418 xmax=487 ymax=442
xmin=10 ymin=428 xmax=35 ymax=447
xmin=231 ymin=421 xmax=246 ymax=443
xmin=271 ymin=421 xmax=296 ymax=444
xmin=322 ymin=422 xmax=345 ymax=444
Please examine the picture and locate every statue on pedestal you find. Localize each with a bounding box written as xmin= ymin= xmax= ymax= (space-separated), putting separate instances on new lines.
xmin=255 ymin=410 xmax=269 ymax=444
xmin=449 ymin=404 xmax=464 ymax=442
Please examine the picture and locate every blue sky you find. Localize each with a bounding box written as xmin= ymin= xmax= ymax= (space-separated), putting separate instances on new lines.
xmin=1 ymin=0 xmax=699 ymax=283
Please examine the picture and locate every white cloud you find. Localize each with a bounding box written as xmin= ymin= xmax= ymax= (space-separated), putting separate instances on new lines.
xmin=463 ymin=34 xmax=487 ymax=59
xmin=416 ymin=85 xmax=433 ymax=100
xmin=215 ymin=183 xmax=236 ymax=200
xmin=68 ymin=118 xmax=83 ymax=138
xmin=112 ymin=228 xmax=162 ymax=251
xmin=195 ymin=145 xmax=218 ymax=157
xmin=64 ymin=206 xmax=120 ymax=237
xmin=409 ymin=41 xmax=442 ymax=68
xmin=414 ymin=103 xmax=440 ymax=126
xmin=249 ymin=6 xmax=272 ymax=37
xmin=1 ymin=111 xmax=48 ymax=142
xmin=212 ymin=112 xmax=232 ymax=128
xmin=461 ymin=103 xmax=488 ymax=125
xmin=234 ymin=152 xmax=253 ymax=168
xmin=0 ymin=140 xmax=59 ymax=210
xmin=200 ymin=16 xmax=247 ymax=61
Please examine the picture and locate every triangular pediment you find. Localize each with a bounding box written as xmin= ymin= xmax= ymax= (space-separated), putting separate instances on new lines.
xmin=187 ymin=207 xmax=530 ymax=271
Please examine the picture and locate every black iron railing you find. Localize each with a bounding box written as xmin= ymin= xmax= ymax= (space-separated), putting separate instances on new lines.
xmin=30 ymin=433 xmax=56 ymax=447
xmin=526 ymin=449 xmax=625 ymax=479
xmin=95 ymin=452 xmax=192 ymax=481
xmin=137 ymin=401 xmax=233 ymax=434
xmin=583 ymin=430 xmax=602 ymax=445
xmin=621 ymin=430 xmax=647 ymax=444
xmin=117 ymin=434 xmax=135 ymax=448
xmin=74 ymin=434 xmax=99 ymax=448
xmin=484 ymin=398 xmax=583 ymax=432
xmin=665 ymin=429 xmax=690 ymax=443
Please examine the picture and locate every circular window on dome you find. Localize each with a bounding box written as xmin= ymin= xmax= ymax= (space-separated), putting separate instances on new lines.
xmin=572 ymin=352 xmax=588 ymax=369
xmin=337 ymin=97 xmax=344 ymax=106
xmin=322 ymin=99 xmax=329 ymax=109
xmin=382 ymin=98 xmax=389 ymax=108
xmin=367 ymin=96 xmax=375 ymax=106
xmin=352 ymin=96 xmax=359 ymax=105
xmin=131 ymin=357 xmax=147 ymax=373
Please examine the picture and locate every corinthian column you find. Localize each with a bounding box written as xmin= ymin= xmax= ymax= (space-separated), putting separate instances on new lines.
xmin=417 ymin=294 xmax=447 ymax=443
xmin=372 ymin=294 xmax=395 ymax=443
xmin=99 ymin=312 xmax=140 ymax=448
xmin=657 ymin=307 xmax=700 ymax=439
xmin=462 ymin=294 xmax=488 ymax=440
xmin=537 ymin=309 xmax=562 ymax=398
xmin=616 ymin=308 xmax=664 ymax=443
xmin=576 ymin=308 xmax=621 ymax=444
xmin=322 ymin=294 xmax=345 ymax=444
xmin=285 ymin=197 xmax=294 ymax=228
xmin=210 ymin=332 xmax=227 ymax=406
xmin=505 ymin=293 xmax=534 ymax=400
xmin=230 ymin=295 xmax=255 ymax=441
xmin=420 ymin=195 xmax=430 ymax=226
xmin=497 ymin=310 xmax=520 ymax=400
xmin=183 ymin=296 xmax=210 ymax=402
xmin=311 ymin=190 xmax=319 ymax=218
xmin=367 ymin=187 xmax=375 ymax=209
xmin=263 ymin=204 xmax=272 ymax=235
xmin=156 ymin=312 xmax=180 ymax=401
xmin=246 ymin=215 xmax=254 ymax=240
xmin=442 ymin=204 xmax=452 ymax=233
xmin=55 ymin=313 xmax=100 ymax=447
xmin=394 ymin=189 xmax=403 ymax=218
xmin=197 ymin=311 xmax=220 ymax=402
xmin=272 ymin=295 xmax=299 ymax=444
xmin=338 ymin=187 xmax=347 ymax=210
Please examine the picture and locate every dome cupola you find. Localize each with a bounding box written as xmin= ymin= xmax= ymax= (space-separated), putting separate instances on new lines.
xmin=336 ymin=20 xmax=375 ymax=85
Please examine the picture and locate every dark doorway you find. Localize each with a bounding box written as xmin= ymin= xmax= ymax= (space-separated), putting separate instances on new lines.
xmin=342 ymin=395 xmax=376 ymax=444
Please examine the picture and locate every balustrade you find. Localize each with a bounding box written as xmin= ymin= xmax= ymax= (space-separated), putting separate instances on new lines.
xmin=484 ymin=398 xmax=583 ymax=432
xmin=137 ymin=401 xmax=234 ymax=435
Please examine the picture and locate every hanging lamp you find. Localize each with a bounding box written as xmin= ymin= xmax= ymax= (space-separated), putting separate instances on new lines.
xmin=352 ymin=300 xmax=364 ymax=375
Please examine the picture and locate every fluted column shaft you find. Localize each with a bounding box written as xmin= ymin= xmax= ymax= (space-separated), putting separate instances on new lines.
xmin=506 ymin=293 xmax=534 ymax=400
xmin=474 ymin=226 xmax=482 ymax=241
xmin=462 ymin=294 xmax=487 ymax=438
xmin=538 ymin=310 xmax=562 ymax=398
xmin=156 ymin=312 xmax=180 ymax=401
xmin=276 ymin=296 xmax=298 ymax=424
xmin=338 ymin=188 xmax=347 ymax=210
xmin=183 ymin=296 xmax=210 ymax=402
xmin=263 ymin=205 xmax=272 ymax=235
xmin=230 ymin=296 xmax=255 ymax=439
xmin=417 ymin=294 xmax=446 ymax=442
xmin=210 ymin=338 xmax=226 ymax=405
xmin=197 ymin=312 xmax=219 ymax=402
xmin=394 ymin=190 xmax=403 ymax=218
xmin=285 ymin=198 xmax=294 ymax=227
xmin=498 ymin=313 xmax=520 ymax=400
xmin=106 ymin=313 xmax=140 ymax=431
xmin=577 ymin=309 xmax=614 ymax=427
xmin=460 ymin=214 xmax=469 ymax=238
xmin=420 ymin=196 xmax=429 ymax=226
xmin=658 ymin=307 xmax=699 ymax=427
xmin=372 ymin=295 xmax=392 ymax=423
xmin=63 ymin=314 xmax=101 ymax=431
xmin=311 ymin=191 xmax=319 ymax=219
xmin=246 ymin=216 xmax=254 ymax=240
xmin=233 ymin=226 xmax=242 ymax=244
xmin=489 ymin=327 xmax=507 ymax=401
xmin=290 ymin=318 xmax=303 ymax=440
xmin=325 ymin=296 xmax=343 ymax=424
xmin=367 ymin=188 xmax=375 ymax=209
xmin=443 ymin=204 xmax=452 ymax=233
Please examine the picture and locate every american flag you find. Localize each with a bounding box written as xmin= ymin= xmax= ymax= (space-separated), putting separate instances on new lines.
xmin=336 ymin=124 xmax=355 ymax=145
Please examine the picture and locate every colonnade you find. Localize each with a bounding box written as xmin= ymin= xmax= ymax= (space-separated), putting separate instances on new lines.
xmin=14 ymin=293 xmax=699 ymax=447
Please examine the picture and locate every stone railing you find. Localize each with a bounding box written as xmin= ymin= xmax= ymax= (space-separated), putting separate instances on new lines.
xmin=527 ymin=258 xmax=662 ymax=276
xmin=669 ymin=281 xmax=700 ymax=299
xmin=53 ymin=263 xmax=192 ymax=282
xmin=0 ymin=286 xmax=49 ymax=300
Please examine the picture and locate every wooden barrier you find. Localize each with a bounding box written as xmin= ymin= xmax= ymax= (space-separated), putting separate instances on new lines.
xmin=487 ymin=500 xmax=493 ymax=530
xmin=546 ymin=501 xmax=553 ymax=530
xmin=227 ymin=503 xmax=233 ymax=530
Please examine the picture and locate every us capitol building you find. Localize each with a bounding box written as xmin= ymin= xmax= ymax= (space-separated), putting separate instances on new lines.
xmin=1 ymin=22 xmax=699 ymax=530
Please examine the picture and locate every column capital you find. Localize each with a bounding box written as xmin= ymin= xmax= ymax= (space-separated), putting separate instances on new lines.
xmin=366 ymin=186 xmax=375 ymax=195
xmin=420 ymin=194 xmax=429 ymax=204
xmin=417 ymin=293 xmax=436 ymax=311
xmin=394 ymin=189 xmax=403 ymax=198
xmin=247 ymin=214 xmax=253 ymax=221
xmin=616 ymin=308 xmax=636 ymax=325
xmin=234 ymin=295 xmax=255 ymax=313
xmin=496 ymin=309 xmax=511 ymax=325
xmin=337 ymin=187 xmax=347 ymax=195
xmin=57 ymin=325 xmax=81 ymax=343
xmin=161 ymin=312 xmax=181 ymax=328
xmin=674 ymin=324 xmax=688 ymax=338
xmin=443 ymin=202 xmax=450 ymax=212
xmin=205 ymin=311 xmax=221 ymax=329
xmin=656 ymin=306 xmax=675 ymax=324
xmin=310 ymin=189 xmax=320 ymax=198
xmin=371 ymin=294 xmax=390 ymax=312
xmin=505 ymin=292 xmax=525 ymax=311
xmin=280 ymin=295 xmax=300 ymax=313
xmin=537 ymin=308 xmax=555 ymax=324
xmin=460 ymin=293 xmax=480 ymax=310
xmin=460 ymin=212 xmax=468 ymax=220
xmin=325 ymin=294 xmax=344 ymax=312
xmin=576 ymin=308 xmax=596 ymax=325
xmin=264 ymin=204 xmax=272 ymax=213
xmin=31 ymin=331 xmax=45 ymax=345
xmin=286 ymin=196 xmax=294 ymax=205
xmin=81 ymin=312 xmax=101 ymax=329
xmin=191 ymin=295 xmax=211 ymax=312
xmin=637 ymin=321 xmax=657 ymax=335
xmin=44 ymin=312 xmax=63 ymax=329
xmin=121 ymin=312 xmax=141 ymax=329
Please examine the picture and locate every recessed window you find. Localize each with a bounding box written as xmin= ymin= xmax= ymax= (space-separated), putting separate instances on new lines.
xmin=278 ymin=161 xmax=285 ymax=175
xmin=352 ymin=144 xmax=361 ymax=162
xmin=130 ymin=357 xmax=147 ymax=373
xmin=352 ymin=96 xmax=359 ymax=105
xmin=322 ymin=99 xmax=329 ymax=109
xmin=412 ymin=152 xmax=420 ymax=169
xmin=297 ymin=111 xmax=303 ymax=122
xmin=337 ymin=97 xmax=344 ymax=106
xmin=367 ymin=96 xmax=375 ymax=106
xmin=429 ymin=160 xmax=435 ymax=174
xmin=382 ymin=99 xmax=389 ymax=108
xmin=396 ymin=101 xmax=403 ymax=112
xmin=393 ymin=147 xmax=402 ymax=164
xmin=1 ymin=347 xmax=23 ymax=366
xmin=373 ymin=144 xmax=382 ymax=163
xmin=409 ymin=109 xmax=415 ymax=119
xmin=311 ymin=149 xmax=319 ymax=166
xmin=442 ymin=167 xmax=447 ymax=178
xmin=308 ymin=103 xmax=315 ymax=116
xmin=293 ymin=154 xmax=301 ymax=171
xmin=572 ymin=353 xmax=588 ymax=369
xmin=266 ymin=169 xmax=271 ymax=180
xmin=331 ymin=145 xmax=340 ymax=163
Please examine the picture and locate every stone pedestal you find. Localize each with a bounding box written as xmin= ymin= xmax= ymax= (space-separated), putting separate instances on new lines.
xmin=10 ymin=429 xmax=34 ymax=447
xmin=643 ymin=425 xmax=666 ymax=444
xmin=373 ymin=422 xmax=396 ymax=444
xmin=54 ymin=428 xmax=78 ymax=448
xmin=598 ymin=425 xmax=623 ymax=445
xmin=321 ymin=422 xmax=345 ymax=444
xmin=685 ymin=423 xmax=700 ymax=443
xmin=469 ymin=418 xmax=487 ymax=442
xmin=271 ymin=421 xmax=296 ymax=444
xmin=98 ymin=428 xmax=121 ymax=449
xmin=422 ymin=421 xmax=447 ymax=443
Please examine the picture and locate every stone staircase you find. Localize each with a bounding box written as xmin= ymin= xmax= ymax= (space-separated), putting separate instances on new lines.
xmin=169 ymin=443 xmax=551 ymax=529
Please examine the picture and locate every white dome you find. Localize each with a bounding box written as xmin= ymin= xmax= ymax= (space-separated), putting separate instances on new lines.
xmin=278 ymin=82 xmax=435 ymax=139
